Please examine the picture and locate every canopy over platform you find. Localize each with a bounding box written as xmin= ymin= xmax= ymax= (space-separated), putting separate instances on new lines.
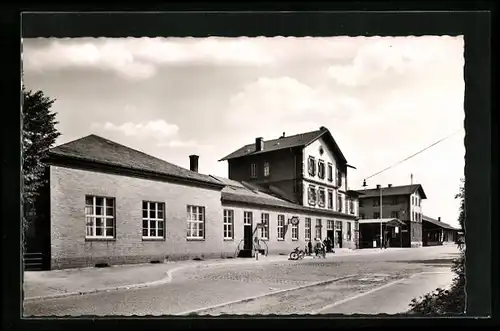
xmin=358 ymin=218 xmax=405 ymax=227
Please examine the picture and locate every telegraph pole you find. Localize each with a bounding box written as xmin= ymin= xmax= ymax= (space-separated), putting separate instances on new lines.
xmin=379 ymin=186 xmax=383 ymax=249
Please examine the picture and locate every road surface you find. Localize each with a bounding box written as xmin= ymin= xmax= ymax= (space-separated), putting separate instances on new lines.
xmin=24 ymin=245 xmax=460 ymax=316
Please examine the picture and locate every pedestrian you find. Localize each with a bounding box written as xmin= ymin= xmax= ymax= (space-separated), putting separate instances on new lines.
xmin=308 ymin=240 xmax=313 ymax=256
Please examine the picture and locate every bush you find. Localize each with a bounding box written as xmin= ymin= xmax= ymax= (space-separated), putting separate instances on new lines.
xmin=407 ymin=251 xmax=465 ymax=315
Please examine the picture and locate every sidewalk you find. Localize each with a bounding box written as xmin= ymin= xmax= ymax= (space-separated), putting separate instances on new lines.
xmin=23 ymin=248 xmax=387 ymax=301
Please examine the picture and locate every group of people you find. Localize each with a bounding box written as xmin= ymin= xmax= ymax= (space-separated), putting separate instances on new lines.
xmin=305 ymin=238 xmax=334 ymax=259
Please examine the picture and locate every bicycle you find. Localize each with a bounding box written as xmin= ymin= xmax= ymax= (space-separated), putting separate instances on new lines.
xmin=289 ymin=246 xmax=305 ymax=260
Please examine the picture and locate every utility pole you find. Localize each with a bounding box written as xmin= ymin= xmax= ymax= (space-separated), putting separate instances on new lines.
xmin=379 ymin=185 xmax=383 ymax=249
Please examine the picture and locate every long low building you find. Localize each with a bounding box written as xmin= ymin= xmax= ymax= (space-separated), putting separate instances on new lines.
xmin=26 ymin=129 xmax=360 ymax=270
xmin=422 ymin=215 xmax=460 ymax=246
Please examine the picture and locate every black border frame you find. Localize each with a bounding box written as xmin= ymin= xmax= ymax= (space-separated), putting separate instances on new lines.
xmin=1 ymin=2 xmax=495 ymax=330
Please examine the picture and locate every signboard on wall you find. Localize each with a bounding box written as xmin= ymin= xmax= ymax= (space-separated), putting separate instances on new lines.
xmin=395 ymin=226 xmax=399 ymax=234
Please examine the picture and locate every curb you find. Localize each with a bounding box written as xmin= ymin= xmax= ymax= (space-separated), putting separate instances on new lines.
xmin=23 ymin=256 xmax=290 ymax=303
xmin=23 ymin=249 xmax=386 ymax=303
xmin=176 ymin=274 xmax=358 ymax=315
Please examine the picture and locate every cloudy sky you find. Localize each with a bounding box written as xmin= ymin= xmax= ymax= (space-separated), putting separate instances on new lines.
xmin=22 ymin=36 xmax=465 ymax=227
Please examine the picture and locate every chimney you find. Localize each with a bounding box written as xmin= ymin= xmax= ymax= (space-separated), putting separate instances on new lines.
xmin=255 ymin=137 xmax=264 ymax=152
xmin=388 ymin=184 xmax=392 ymax=188
xmin=282 ymin=132 xmax=286 ymax=138
xmin=376 ymin=184 xmax=381 ymax=189
xmin=189 ymin=155 xmax=199 ymax=173
xmin=410 ymin=173 xmax=414 ymax=185
xmin=438 ymin=217 xmax=441 ymax=222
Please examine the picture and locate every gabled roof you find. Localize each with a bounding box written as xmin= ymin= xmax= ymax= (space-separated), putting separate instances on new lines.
xmin=422 ymin=215 xmax=459 ymax=230
xmin=218 ymin=126 xmax=349 ymax=166
xmin=47 ymin=134 xmax=223 ymax=188
xmin=357 ymin=184 xmax=427 ymax=199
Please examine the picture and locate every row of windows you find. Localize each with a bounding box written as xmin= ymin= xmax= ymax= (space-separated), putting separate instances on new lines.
xmin=358 ymin=196 xmax=400 ymax=208
xmin=85 ymin=196 xmax=207 ymax=240
xmin=307 ymin=185 xmax=355 ymax=214
xmin=358 ymin=210 xmax=422 ymax=222
xmin=307 ymin=156 xmax=342 ymax=186
xmin=84 ymin=196 xmax=355 ymax=242
xmin=411 ymin=195 xmax=421 ymax=207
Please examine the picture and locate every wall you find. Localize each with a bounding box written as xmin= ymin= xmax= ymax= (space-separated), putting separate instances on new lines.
xmin=410 ymin=191 xmax=423 ymax=222
xmin=358 ymin=195 xmax=411 ymax=221
xmin=50 ymin=165 xmax=229 ymax=269
xmin=302 ymin=137 xmax=355 ymax=214
xmin=221 ymin=202 xmax=357 ymax=253
xmin=227 ymin=149 xmax=302 ymax=203
xmin=228 ymin=149 xmax=295 ymax=183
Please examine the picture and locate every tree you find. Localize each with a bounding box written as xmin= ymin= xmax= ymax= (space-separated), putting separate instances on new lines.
xmin=22 ymin=86 xmax=61 ymax=245
xmin=407 ymin=178 xmax=465 ymax=315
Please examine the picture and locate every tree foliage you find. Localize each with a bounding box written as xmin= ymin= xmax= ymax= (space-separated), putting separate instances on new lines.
xmin=407 ymin=178 xmax=466 ymax=315
xmin=22 ymin=86 xmax=61 ymax=236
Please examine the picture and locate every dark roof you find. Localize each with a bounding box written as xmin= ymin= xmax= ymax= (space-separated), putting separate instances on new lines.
xmin=218 ymin=127 xmax=349 ymax=166
xmin=48 ymin=134 xmax=223 ymax=187
xmin=422 ymin=215 xmax=459 ymax=230
xmin=212 ymin=176 xmax=355 ymax=219
xmin=357 ymin=184 xmax=427 ymax=199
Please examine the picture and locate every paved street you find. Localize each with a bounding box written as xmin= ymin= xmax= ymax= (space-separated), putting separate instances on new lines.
xmin=23 ymin=245 xmax=460 ymax=316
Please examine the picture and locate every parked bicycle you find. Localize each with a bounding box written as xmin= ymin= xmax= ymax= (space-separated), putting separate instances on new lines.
xmin=289 ymin=246 xmax=305 ymax=260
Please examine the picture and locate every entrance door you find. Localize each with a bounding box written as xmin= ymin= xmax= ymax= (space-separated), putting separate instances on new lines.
xmin=336 ymin=230 xmax=343 ymax=248
xmin=243 ymin=225 xmax=253 ymax=250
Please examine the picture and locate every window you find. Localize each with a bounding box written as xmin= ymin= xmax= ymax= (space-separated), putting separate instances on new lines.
xmin=85 ymin=196 xmax=115 ymax=239
xmin=412 ymin=211 xmax=415 ymax=221
xmin=337 ymin=194 xmax=343 ymax=212
xmin=374 ymin=212 xmax=380 ymax=219
xmin=391 ymin=196 xmax=398 ymax=205
xmin=318 ymin=160 xmax=325 ymax=179
xmin=142 ymin=201 xmax=165 ymax=239
xmin=305 ymin=218 xmax=311 ymax=240
xmin=349 ymin=199 xmax=355 ymax=214
xmin=291 ymin=218 xmax=299 ymax=241
xmin=261 ymin=213 xmax=269 ymax=239
xmin=223 ymin=209 xmax=234 ymax=240
xmin=373 ymin=198 xmax=380 ymax=206
xmin=327 ymin=163 xmax=333 ymax=182
xmin=327 ymin=220 xmax=334 ymax=230
xmin=308 ymin=156 xmax=316 ymax=176
xmin=359 ymin=213 xmax=365 ymax=219
xmin=318 ymin=187 xmax=326 ymax=207
xmin=345 ymin=198 xmax=349 ymax=214
xmin=315 ymin=219 xmax=322 ymax=239
xmin=418 ymin=198 xmax=421 ymax=207
xmin=308 ymin=185 xmax=317 ymax=206
xmin=347 ymin=222 xmax=352 ymax=241
xmin=327 ymin=190 xmax=333 ymax=209
xmin=277 ymin=214 xmax=285 ymax=240
xmin=264 ymin=162 xmax=270 ymax=177
xmin=187 ymin=205 xmax=205 ymax=239
xmin=412 ymin=228 xmax=415 ymax=237
xmin=336 ymin=168 xmax=343 ymax=187
xmin=391 ymin=211 xmax=400 ymax=219
xmin=359 ymin=199 xmax=364 ymax=207
xmin=411 ymin=196 xmax=414 ymax=205
xmin=250 ymin=163 xmax=257 ymax=178
xmin=244 ymin=211 xmax=253 ymax=225
xmin=335 ymin=220 xmax=342 ymax=230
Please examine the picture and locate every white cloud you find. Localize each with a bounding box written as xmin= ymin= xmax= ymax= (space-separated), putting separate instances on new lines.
xmin=157 ymin=139 xmax=212 ymax=149
xmin=328 ymin=36 xmax=464 ymax=87
xmin=91 ymin=119 xmax=179 ymax=139
xmin=23 ymin=36 xmax=365 ymax=80
xmin=226 ymin=76 xmax=363 ymax=138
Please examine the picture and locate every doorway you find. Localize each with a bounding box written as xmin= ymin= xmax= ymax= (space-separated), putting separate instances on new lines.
xmin=336 ymin=230 xmax=343 ymax=248
xmin=243 ymin=225 xmax=253 ymax=250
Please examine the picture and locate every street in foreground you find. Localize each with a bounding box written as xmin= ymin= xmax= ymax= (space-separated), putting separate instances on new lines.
xmin=24 ymin=245 xmax=459 ymax=316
